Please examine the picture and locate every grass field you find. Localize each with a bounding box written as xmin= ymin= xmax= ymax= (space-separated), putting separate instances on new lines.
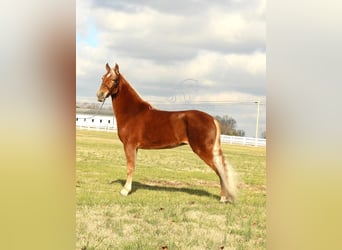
xmin=76 ymin=129 xmax=266 ymax=249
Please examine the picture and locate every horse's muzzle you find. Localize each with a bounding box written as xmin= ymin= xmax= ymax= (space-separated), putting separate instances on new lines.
xmin=97 ymin=95 xmax=105 ymax=102
xmin=96 ymin=91 xmax=107 ymax=102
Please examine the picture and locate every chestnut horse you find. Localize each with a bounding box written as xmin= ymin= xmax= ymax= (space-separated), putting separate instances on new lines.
xmin=96 ymin=63 xmax=237 ymax=202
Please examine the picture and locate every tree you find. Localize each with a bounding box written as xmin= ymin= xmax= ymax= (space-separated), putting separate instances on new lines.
xmin=236 ymin=129 xmax=245 ymax=137
xmin=214 ymin=115 xmax=245 ymax=136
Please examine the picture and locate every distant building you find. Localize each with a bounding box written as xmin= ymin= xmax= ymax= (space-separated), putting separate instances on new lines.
xmin=76 ymin=108 xmax=117 ymax=131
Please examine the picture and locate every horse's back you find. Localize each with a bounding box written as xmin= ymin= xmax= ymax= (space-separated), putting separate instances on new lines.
xmin=146 ymin=109 xmax=215 ymax=133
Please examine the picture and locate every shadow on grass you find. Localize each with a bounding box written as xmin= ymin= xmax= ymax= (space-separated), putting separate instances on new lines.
xmin=110 ymin=179 xmax=220 ymax=200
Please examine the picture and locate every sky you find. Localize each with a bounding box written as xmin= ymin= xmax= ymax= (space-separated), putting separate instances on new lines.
xmin=76 ymin=0 xmax=266 ymax=137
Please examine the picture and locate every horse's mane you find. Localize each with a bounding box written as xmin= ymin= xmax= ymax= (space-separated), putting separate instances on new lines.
xmin=115 ymin=75 xmax=154 ymax=111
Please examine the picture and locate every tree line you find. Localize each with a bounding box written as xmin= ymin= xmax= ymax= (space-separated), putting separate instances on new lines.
xmin=215 ymin=115 xmax=245 ymax=136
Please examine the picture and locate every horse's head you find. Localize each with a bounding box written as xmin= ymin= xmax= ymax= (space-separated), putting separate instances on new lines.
xmin=96 ymin=63 xmax=120 ymax=102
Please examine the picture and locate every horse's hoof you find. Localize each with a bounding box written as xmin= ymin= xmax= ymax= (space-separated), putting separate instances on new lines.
xmin=120 ymin=188 xmax=129 ymax=196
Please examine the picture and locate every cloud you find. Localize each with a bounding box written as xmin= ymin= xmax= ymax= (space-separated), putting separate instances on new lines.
xmin=76 ymin=0 xmax=265 ymax=136
xmin=86 ymin=3 xmax=265 ymax=61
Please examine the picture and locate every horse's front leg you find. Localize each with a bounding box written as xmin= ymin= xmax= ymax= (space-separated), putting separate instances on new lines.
xmin=120 ymin=144 xmax=137 ymax=196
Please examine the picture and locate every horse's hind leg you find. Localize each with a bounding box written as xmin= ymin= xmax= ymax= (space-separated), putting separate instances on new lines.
xmin=120 ymin=144 xmax=137 ymax=196
xmin=196 ymin=147 xmax=236 ymax=202
xmin=188 ymin=120 xmax=237 ymax=202
xmin=193 ymin=148 xmax=235 ymax=203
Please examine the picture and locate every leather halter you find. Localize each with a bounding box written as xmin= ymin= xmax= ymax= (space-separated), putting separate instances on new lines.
xmin=109 ymin=77 xmax=120 ymax=97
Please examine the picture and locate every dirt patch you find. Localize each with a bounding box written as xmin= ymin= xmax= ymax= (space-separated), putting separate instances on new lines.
xmin=239 ymin=182 xmax=266 ymax=192
xmin=143 ymin=179 xmax=266 ymax=192
xmin=143 ymin=179 xmax=188 ymax=188
xmin=143 ymin=179 xmax=220 ymax=188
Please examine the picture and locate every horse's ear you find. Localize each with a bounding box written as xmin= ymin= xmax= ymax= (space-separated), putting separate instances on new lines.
xmin=114 ymin=63 xmax=120 ymax=75
xmin=106 ymin=63 xmax=111 ymax=72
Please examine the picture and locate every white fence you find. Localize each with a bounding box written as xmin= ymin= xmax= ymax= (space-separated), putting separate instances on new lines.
xmin=76 ymin=114 xmax=117 ymax=131
xmin=220 ymin=135 xmax=266 ymax=147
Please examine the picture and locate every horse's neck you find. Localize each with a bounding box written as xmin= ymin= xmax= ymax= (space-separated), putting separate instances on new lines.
xmin=112 ymin=78 xmax=150 ymax=124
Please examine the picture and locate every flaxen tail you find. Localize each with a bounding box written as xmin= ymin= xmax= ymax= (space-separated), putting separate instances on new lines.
xmin=224 ymin=159 xmax=238 ymax=201
xmin=213 ymin=119 xmax=238 ymax=202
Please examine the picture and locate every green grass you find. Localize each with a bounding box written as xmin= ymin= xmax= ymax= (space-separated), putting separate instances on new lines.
xmin=76 ymin=129 xmax=266 ymax=249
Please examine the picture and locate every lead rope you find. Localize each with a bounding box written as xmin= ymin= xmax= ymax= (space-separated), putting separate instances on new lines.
xmin=83 ymin=99 xmax=106 ymax=119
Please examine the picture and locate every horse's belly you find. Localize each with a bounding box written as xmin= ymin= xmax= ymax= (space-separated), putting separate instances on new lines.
xmin=138 ymin=129 xmax=188 ymax=149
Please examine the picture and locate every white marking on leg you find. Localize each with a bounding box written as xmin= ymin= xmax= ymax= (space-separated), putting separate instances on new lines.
xmin=120 ymin=187 xmax=130 ymax=196
xmin=121 ymin=175 xmax=132 ymax=196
